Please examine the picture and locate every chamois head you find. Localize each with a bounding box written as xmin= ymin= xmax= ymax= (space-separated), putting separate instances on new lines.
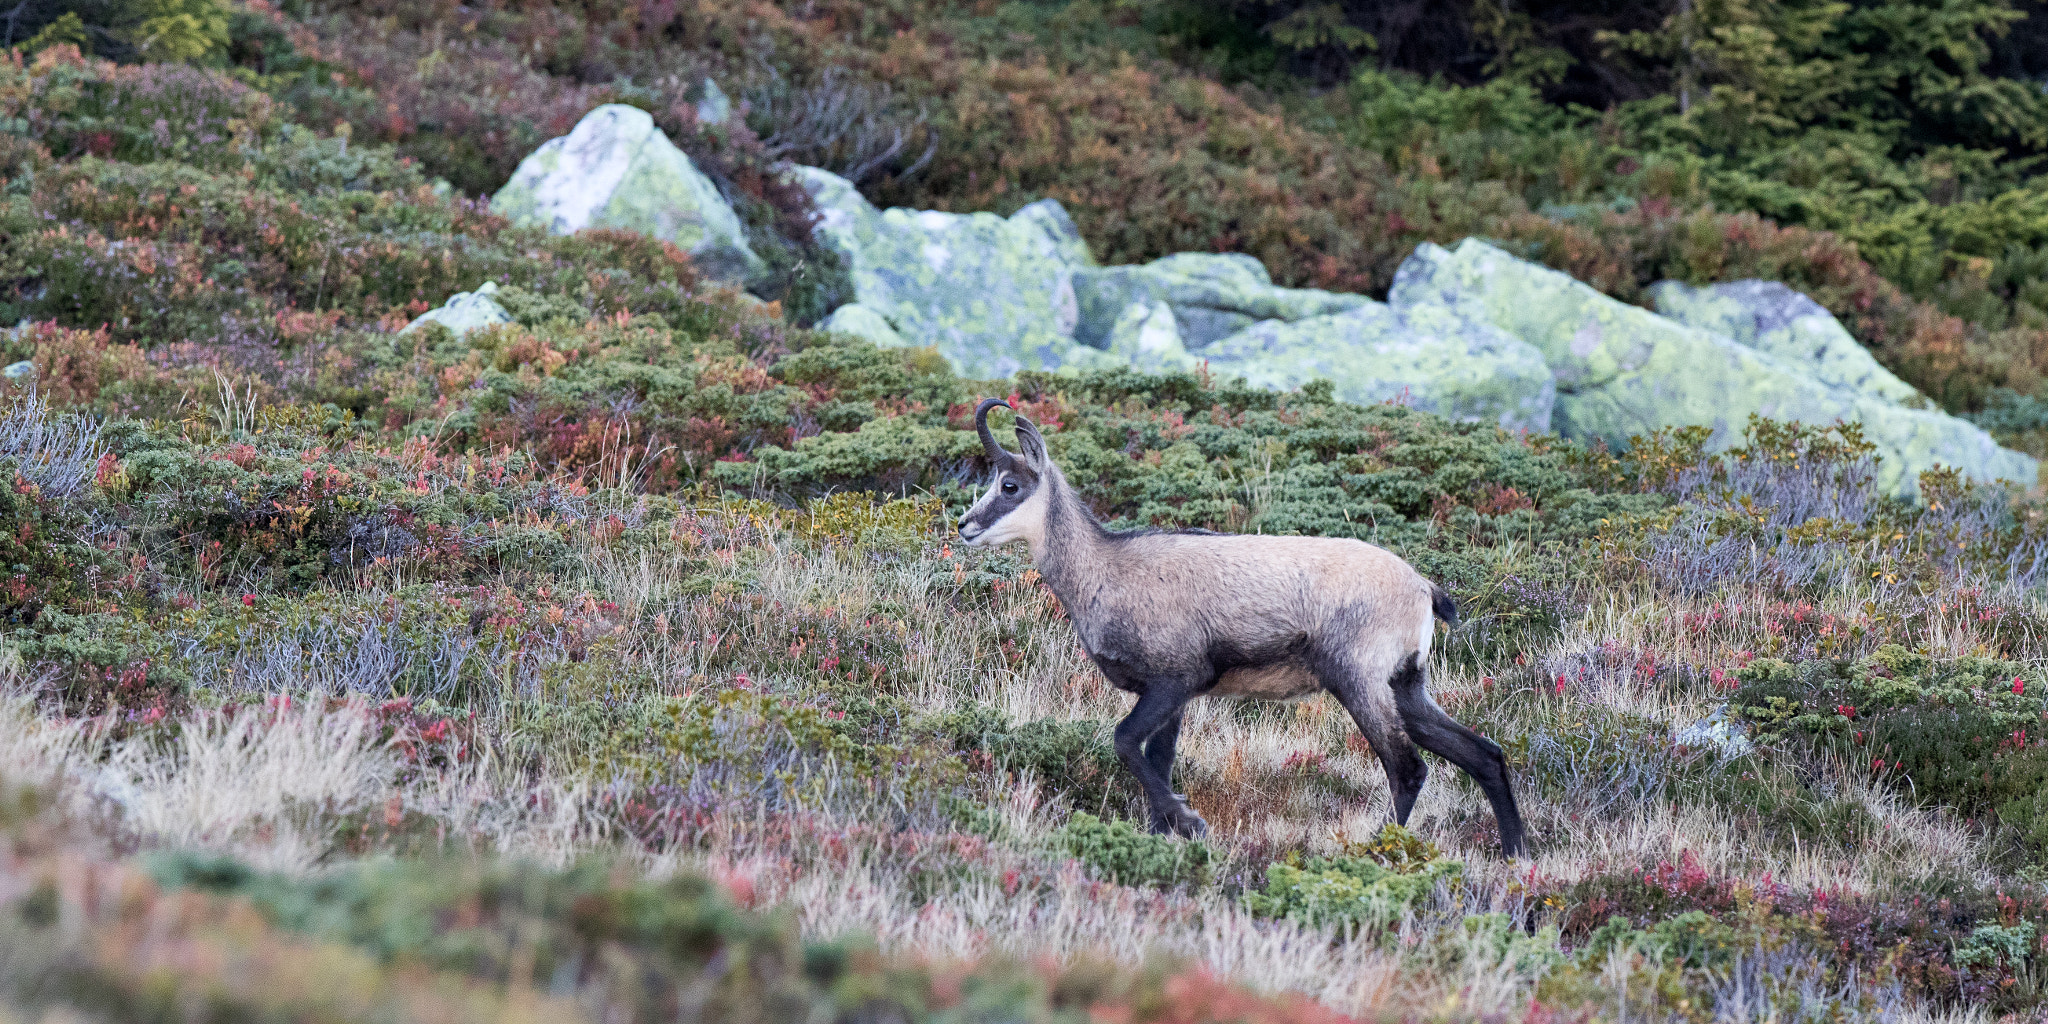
xmin=958 ymin=398 xmax=1054 ymax=549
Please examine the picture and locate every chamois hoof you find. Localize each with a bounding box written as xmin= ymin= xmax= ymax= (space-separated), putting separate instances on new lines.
xmin=1152 ymin=803 xmax=1207 ymax=839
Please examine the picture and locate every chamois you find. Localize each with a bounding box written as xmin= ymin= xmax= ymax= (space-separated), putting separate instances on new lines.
xmin=957 ymin=398 xmax=1527 ymax=857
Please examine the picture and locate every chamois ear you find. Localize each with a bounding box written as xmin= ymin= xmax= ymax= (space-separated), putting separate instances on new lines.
xmin=1014 ymin=415 xmax=1050 ymax=469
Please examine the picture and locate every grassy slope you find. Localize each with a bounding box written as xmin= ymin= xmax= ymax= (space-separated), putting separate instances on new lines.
xmin=4 ymin=18 xmax=2048 ymax=1024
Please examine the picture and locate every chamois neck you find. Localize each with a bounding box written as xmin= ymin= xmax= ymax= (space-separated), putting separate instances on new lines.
xmin=1030 ymin=468 xmax=1114 ymax=604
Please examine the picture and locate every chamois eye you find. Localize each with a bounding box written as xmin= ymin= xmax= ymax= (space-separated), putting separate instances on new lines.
xmin=1001 ymin=478 xmax=1019 ymax=495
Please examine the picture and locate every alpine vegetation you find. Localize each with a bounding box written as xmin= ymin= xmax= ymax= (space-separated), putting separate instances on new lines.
xmin=11 ymin=3 xmax=2048 ymax=1021
xmin=959 ymin=399 xmax=1526 ymax=854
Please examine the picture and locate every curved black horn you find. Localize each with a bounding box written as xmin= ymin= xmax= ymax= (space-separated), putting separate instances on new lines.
xmin=974 ymin=398 xmax=1012 ymax=461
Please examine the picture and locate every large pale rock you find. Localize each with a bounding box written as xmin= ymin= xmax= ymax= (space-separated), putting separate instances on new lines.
xmin=400 ymin=281 xmax=513 ymax=337
xmin=1075 ymin=254 xmax=1369 ymax=350
xmin=1200 ymin=299 xmax=1555 ymax=432
xmin=1648 ymin=280 xmax=1922 ymax=407
xmin=796 ymin=166 xmax=1120 ymax=378
xmin=818 ymin=303 xmax=908 ymax=349
xmin=1398 ymin=239 xmax=2037 ymax=494
xmin=492 ymin=104 xmax=764 ymax=284
xmin=1103 ymin=299 xmax=1201 ymax=374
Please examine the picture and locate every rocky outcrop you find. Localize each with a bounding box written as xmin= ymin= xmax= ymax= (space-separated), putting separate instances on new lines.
xmin=1100 ymin=298 xmax=1195 ymax=375
xmin=792 ymin=179 xmax=2030 ymax=477
xmin=1074 ymin=254 xmax=1369 ymax=350
xmin=796 ymin=166 xmax=1121 ymax=379
xmin=1399 ymin=239 xmax=2036 ymax=493
xmin=480 ymin=112 xmax=2033 ymax=489
xmin=1200 ymin=300 xmax=1556 ymax=433
xmin=800 ymin=171 xmax=1425 ymax=387
xmin=492 ymin=104 xmax=764 ymax=284
xmin=1649 ymin=280 xmax=1923 ymax=407
xmin=1068 ymin=267 xmax=1554 ymax=431
xmin=817 ymin=303 xmax=907 ymax=349
xmin=400 ymin=281 xmax=513 ymax=337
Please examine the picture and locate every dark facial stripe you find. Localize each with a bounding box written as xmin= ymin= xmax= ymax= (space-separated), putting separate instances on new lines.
xmin=962 ymin=470 xmax=1039 ymax=532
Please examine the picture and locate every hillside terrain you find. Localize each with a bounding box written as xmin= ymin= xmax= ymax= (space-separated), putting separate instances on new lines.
xmin=3 ymin=1 xmax=2048 ymax=1021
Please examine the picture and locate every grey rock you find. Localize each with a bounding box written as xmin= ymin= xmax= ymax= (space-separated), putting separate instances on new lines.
xmin=492 ymin=104 xmax=764 ymax=284
xmin=795 ymin=165 xmax=1120 ymax=378
xmin=695 ymin=79 xmax=732 ymax=127
xmin=818 ymin=303 xmax=909 ymax=349
xmin=1397 ymin=239 xmax=2037 ymax=494
xmin=1103 ymin=299 xmax=1201 ymax=374
xmin=1202 ymin=298 xmax=1555 ymax=432
xmin=399 ymin=281 xmax=514 ymax=337
xmin=1075 ymin=253 xmax=1368 ymax=350
xmin=1649 ymin=279 xmax=1922 ymax=407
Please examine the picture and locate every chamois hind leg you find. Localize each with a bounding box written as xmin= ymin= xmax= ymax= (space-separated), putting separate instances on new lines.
xmin=1114 ymin=685 xmax=1206 ymax=837
xmin=1319 ymin=646 xmax=1429 ymax=826
xmin=1389 ymin=653 xmax=1528 ymax=858
xmin=1143 ymin=710 xmax=1185 ymax=801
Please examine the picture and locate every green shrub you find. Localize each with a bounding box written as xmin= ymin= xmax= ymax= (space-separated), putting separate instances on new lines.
xmin=1241 ymin=825 xmax=1462 ymax=934
xmin=0 ymin=457 xmax=105 ymax=625
xmin=1056 ymin=811 xmax=1213 ymax=889
xmin=1575 ymin=911 xmax=1751 ymax=972
xmin=1953 ymin=921 xmax=2038 ymax=976
xmin=1733 ymin=646 xmax=2048 ymax=858
xmin=1457 ymin=912 xmax=1566 ymax=976
xmin=1996 ymin=754 xmax=2048 ymax=860
xmin=140 ymin=852 xmax=878 ymax=1022
xmin=929 ymin=704 xmax=1140 ymax=818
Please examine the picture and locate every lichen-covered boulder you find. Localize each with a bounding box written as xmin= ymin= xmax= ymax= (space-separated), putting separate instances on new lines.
xmin=1201 ymin=300 xmax=1555 ymax=432
xmin=818 ymin=303 xmax=908 ymax=349
xmin=1074 ymin=253 xmax=1369 ymax=350
xmin=1103 ymin=299 xmax=1201 ymax=374
xmin=400 ymin=281 xmax=514 ymax=337
xmin=1397 ymin=239 xmax=2037 ymax=493
xmin=795 ymin=166 xmax=1119 ymax=378
xmin=492 ymin=104 xmax=764 ymax=284
xmin=1648 ymin=279 xmax=1922 ymax=407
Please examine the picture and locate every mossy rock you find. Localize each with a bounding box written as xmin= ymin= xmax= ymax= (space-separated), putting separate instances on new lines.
xmin=493 ymin=105 xmax=765 ymax=284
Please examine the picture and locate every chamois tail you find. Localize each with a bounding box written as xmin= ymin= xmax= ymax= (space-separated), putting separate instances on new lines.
xmin=1430 ymin=585 xmax=1458 ymax=627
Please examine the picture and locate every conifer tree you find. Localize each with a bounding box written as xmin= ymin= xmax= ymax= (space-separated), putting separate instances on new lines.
xmin=5 ymin=0 xmax=229 ymax=63
xmin=1601 ymin=0 xmax=1850 ymax=153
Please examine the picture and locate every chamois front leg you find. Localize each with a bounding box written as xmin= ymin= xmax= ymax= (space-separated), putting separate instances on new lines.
xmin=1114 ymin=686 xmax=1206 ymax=838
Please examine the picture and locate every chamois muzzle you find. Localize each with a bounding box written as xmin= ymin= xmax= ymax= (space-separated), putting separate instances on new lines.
xmin=974 ymin=398 xmax=1012 ymax=464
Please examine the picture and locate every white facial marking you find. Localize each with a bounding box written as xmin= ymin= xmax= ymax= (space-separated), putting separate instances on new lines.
xmin=958 ymin=472 xmax=1047 ymax=552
